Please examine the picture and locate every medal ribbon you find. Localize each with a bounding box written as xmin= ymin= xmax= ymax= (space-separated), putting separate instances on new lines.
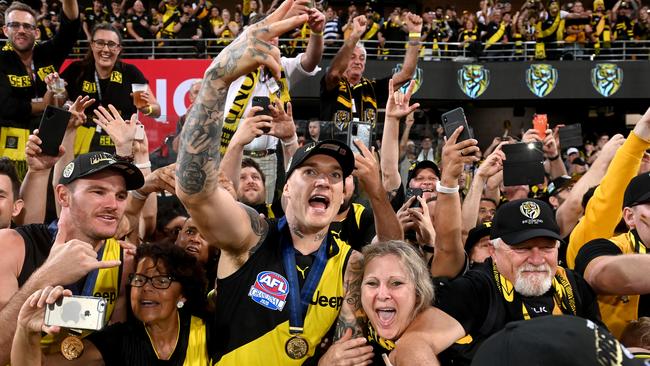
xmin=279 ymin=216 xmax=329 ymax=335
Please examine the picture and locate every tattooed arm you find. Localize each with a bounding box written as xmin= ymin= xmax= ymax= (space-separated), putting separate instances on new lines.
xmin=334 ymin=250 xmax=365 ymax=340
xmin=175 ymin=0 xmax=309 ymax=256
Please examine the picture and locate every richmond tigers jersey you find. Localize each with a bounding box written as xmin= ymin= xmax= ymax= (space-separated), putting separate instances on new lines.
xmin=211 ymin=219 xmax=352 ymax=365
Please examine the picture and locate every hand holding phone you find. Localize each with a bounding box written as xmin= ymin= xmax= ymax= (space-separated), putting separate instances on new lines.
xmin=405 ymin=188 xmax=424 ymax=208
xmin=441 ymin=107 xmax=473 ymax=143
xmin=252 ymin=96 xmax=272 ymax=133
xmin=134 ymin=124 xmax=145 ymax=141
xmin=44 ymin=295 xmax=107 ymax=331
xmin=38 ymin=105 xmax=71 ymax=156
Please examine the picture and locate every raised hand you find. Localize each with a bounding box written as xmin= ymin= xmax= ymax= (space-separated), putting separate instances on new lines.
xmin=17 ymin=286 xmax=72 ymax=336
xmin=67 ymin=95 xmax=95 ymax=130
xmin=268 ymin=101 xmax=296 ymax=140
xmin=307 ymin=8 xmax=326 ymax=33
xmin=352 ymin=140 xmax=383 ymax=198
xmin=404 ymin=12 xmax=423 ymax=33
xmin=93 ymin=105 xmax=138 ymax=157
xmin=385 ymin=78 xmax=420 ymax=121
xmin=25 ymin=130 xmax=64 ymax=172
xmin=440 ymin=126 xmax=480 ymax=182
xmin=350 ymin=15 xmax=368 ymax=40
xmin=232 ymin=107 xmax=273 ymax=146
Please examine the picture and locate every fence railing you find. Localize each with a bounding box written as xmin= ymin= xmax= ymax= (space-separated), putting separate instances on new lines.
xmin=67 ymin=37 xmax=650 ymax=61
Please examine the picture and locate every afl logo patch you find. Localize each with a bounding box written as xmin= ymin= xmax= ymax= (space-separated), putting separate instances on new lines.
xmin=248 ymin=271 xmax=289 ymax=311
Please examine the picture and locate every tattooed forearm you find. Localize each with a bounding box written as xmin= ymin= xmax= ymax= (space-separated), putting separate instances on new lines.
xmin=334 ymin=251 xmax=365 ymax=340
xmin=240 ymin=203 xmax=269 ymax=254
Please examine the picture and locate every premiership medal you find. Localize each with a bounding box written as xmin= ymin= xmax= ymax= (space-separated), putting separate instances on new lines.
xmin=285 ymin=335 xmax=309 ymax=359
xmin=61 ymin=335 xmax=84 ymax=360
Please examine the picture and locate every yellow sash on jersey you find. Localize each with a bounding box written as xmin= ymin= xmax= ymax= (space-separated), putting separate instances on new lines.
xmin=535 ymin=13 xmax=563 ymax=59
xmin=362 ymin=22 xmax=381 ymax=41
xmin=367 ymin=323 xmax=395 ymax=351
xmin=484 ymin=22 xmax=507 ymax=49
xmin=41 ymin=238 xmax=122 ymax=352
xmin=183 ymin=316 xmax=210 ymax=365
xmin=219 ymin=68 xmax=290 ymax=155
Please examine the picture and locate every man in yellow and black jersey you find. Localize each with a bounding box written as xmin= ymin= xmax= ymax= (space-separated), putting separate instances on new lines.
xmin=535 ymin=0 xmax=567 ymax=59
xmin=0 ymin=151 xmax=143 ymax=364
xmin=321 ymin=14 xmax=422 ymax=131
xmin=0 ymin=0 xmax=79 ymax=175
xmin=574 ymin=172 xmax=650 ymax=339
xmin=389 ymin=199 xmax=603 ymax=365
xmin=157 ymin=0 xmax=181 ymax=56
xmin=82 ymin=0 xmax=108 ymax=41
xmin=590 ymin=0 xmax=612 ymax=54
xmin=482 ymin=9 xmax=510 ymax=54
xmin=611 ymin=0 xmax=637 ymax=42
xmin=378 ymin=8 xmax=407 ymax=57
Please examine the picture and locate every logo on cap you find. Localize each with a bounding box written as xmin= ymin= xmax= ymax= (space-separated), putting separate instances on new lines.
xmin=62 ymin=163 xmax=75 ymax=178
xmin=520 ymin=201 xmax=543 ymax=225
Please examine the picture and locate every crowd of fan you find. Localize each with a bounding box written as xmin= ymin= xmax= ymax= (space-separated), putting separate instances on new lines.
xmin=2 ymin=0 xmax=650 ymax=58
xmin=2 ymin=0 xmax=650 ymax=364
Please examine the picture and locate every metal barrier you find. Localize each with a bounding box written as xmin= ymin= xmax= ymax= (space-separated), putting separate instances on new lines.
xmin=69 ymin=38 xmax=650 ymax=61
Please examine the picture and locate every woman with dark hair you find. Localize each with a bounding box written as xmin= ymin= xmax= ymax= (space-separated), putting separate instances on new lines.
xmin=12 ymin=242 xmax=211 ymax=365
xmin=60 ymin=23 xmax=161 ymax=155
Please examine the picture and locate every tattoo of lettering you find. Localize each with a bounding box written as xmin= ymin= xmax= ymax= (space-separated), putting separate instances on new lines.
xmin=290 ymin=225 xmax=305 ymax=239
xmin=176 ymin=24 xmax=274 ymax=195
xmin=314 ymin=231 xmax=327 ymax=242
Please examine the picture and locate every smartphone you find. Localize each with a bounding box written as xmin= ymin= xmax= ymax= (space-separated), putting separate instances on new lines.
xmin=348 ymin=120 xmax=372 ymax=155
xmin=441 ymin=107 xmax=473 ymax=143
xmin=502 ymin=142 xmax=545 ymax=186
xmin=559 ymin=124 xmax=583 ymax=149
xmin=252 ymin=96 xmax=272 ymax=133
xmin=405 ymin=188 xmax=423 ymax=208
xmin=38 ymin=105 xmax=71 ymax=156
xmin=134 ymin=124 xmax=145 ymax=141
xmin=533 ymin=114 xmax=548 ymax=140
xmin=44 ymin=295 xmax=107 ymax=331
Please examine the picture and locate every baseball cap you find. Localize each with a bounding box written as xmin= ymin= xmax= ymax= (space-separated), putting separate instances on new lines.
xmin=59 ymin=152 xmax=144 ymax=190
xmin=472 ymin=316 xmax=642 ymax=366
xmin=566 ymin=147 xmax=579 ymax=156
xmin=490 ymin=198 xmax=564 ymax=246
xmin=407 ymin=160 xmax=441 ymax=186
xmin=285 ymin=140 xmax=354 ymax=179
xmin=547 ymin=175 xmax=573 ymax=196
xmin=465 ymin=222 xmax=492 ymax=253
xmin=572 ymin=157 xmax=587 ymax=166
xmin=623 ymin=173 xmax=650 ymax=208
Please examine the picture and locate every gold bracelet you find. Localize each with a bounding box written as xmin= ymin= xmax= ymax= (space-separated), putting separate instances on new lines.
xmin=311 ymin=30 xmax=324 ymax=36
xmin=409 ymin=32 xmax=422 ymax=38
xmin=144 ymin=105 xmax=153 ymax=115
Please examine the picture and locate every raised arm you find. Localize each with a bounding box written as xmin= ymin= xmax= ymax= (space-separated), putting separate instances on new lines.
xmin=61 ymin=0 xmax=80 ymax=21
xmin=300 ymin=8 xmax=325 ymax=72
xmin=323 ymin=15 xmax=367 ymax=91
xmin=380 ymin=79 xmax=420 ymax=194
xmin=390 ymin=13 xmax=423 ymax=89
xmin=175 ymin=1 xmax=309 ymax=254
xmin=432 ymin=127 xmax=480 ymax=278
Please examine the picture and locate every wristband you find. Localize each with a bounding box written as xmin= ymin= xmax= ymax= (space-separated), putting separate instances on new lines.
xmin=135 ymin=161 xmax=152 ymax=169
xmin=114 ymin=154 xmax=134 ymax=163
xmin=310 ymin=30 xmax=323 ymax=36
xmin=130 ymin=189 xmax=148 ymax=200
xmin=281 ymin=135 xmax=298 ymax=146
xmin=548 ymin=154 xmax=560 ymax=161
xmin=144 ymin=105 xmax=154 ymax=116
xmin=436 ymin=181 xmax=460 ymax=194
xmin=409 ymin=32 xmax=422 ymax=38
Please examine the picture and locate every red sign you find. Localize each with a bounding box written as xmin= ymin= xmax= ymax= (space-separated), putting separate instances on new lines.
xmin=63 ymin=59 xmax=212 ymax=151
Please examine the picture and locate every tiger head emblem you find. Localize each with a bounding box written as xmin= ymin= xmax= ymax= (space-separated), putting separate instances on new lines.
xmin=591 ymin=63 xmax=623 ymax=97
xmin=526 ymin=64 xmax=558 ymax=98
xmin=457 ymin=64 xmax=490 ymax=99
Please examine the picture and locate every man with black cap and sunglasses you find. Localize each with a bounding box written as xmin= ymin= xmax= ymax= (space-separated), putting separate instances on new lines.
xmin=0 ymin=151 xmax=143 ymax=363
xmin=386 ymin=198 xmax=602 ymax=365
xmin=575 ymin=172 xmax=650 ymax=339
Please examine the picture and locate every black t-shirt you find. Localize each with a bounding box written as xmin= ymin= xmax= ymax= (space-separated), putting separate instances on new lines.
xmin=177 ymin=16 xmax=201 ymax=39
xmin=127 ymin=13 xmax=153 ymax=39
xmin=61 ymin=60 xmax=147 ymax=153
xmin=0 ymin=13 xmax=80 ymax=129
xmin=86 ymin=310 xmax=208 ymax=365
xmin=574 ymin=237 xmax=650 ymax=319
xmin=84 ymin=8 xmax=109 ymax=30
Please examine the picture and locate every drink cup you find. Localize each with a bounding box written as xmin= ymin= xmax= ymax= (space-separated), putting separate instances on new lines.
xmin=132 ymin=83 xmax=148 ymax=109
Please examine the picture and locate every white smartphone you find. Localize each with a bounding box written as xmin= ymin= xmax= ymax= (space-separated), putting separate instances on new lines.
xmin=44 ymin=295 xmax=107 ymax=331
xmin=348 ymin=120 xmax=372 ymax=155
xmin=134 ymin=124 xmax=146 ymax=141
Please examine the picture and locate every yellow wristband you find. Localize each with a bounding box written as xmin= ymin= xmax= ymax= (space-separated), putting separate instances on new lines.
xmin=409 ymin=32 xmax=422 ymax=38
xmin=144 ymin=105 xmax=153 ymax=116
xmin=311 ymin=30 xmax=323 ymax=36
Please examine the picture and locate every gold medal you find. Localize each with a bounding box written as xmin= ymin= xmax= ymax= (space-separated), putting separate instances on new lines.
xmin=285 ymin=335 xmax=309 ymax=359
xmin=61 ymin=335 xmax=84 ymax=360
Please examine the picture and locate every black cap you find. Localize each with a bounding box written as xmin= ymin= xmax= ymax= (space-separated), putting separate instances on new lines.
xmin=285 ymin=140 xmax=354 ymax=179
xmin=465 ymin=222 xmax=492 ymax=253
xmin=547 ymin=175 xmax=573 ymax=196
xmin=472 ymin=316 xmax=643 ymax=366
xmin=623 ymin=173 xmax=650 ymax=208
xmin=490 ymin=199 xmax=563 ymax=246
xmin=59 ymin=152 xmax=144 ymax=191
xmin=407 ymin=160 xmax=441 ymax=186
xmin=572 ymin=157 xmax=587 ymax=166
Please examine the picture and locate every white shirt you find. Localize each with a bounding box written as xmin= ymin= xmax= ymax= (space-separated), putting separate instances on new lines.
xmin=223 ymin=54 xmax=321 ymax=151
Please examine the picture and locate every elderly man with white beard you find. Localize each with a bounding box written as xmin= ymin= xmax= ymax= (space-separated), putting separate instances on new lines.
xmin=385 ymin=198 xmax=604 ymax=365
